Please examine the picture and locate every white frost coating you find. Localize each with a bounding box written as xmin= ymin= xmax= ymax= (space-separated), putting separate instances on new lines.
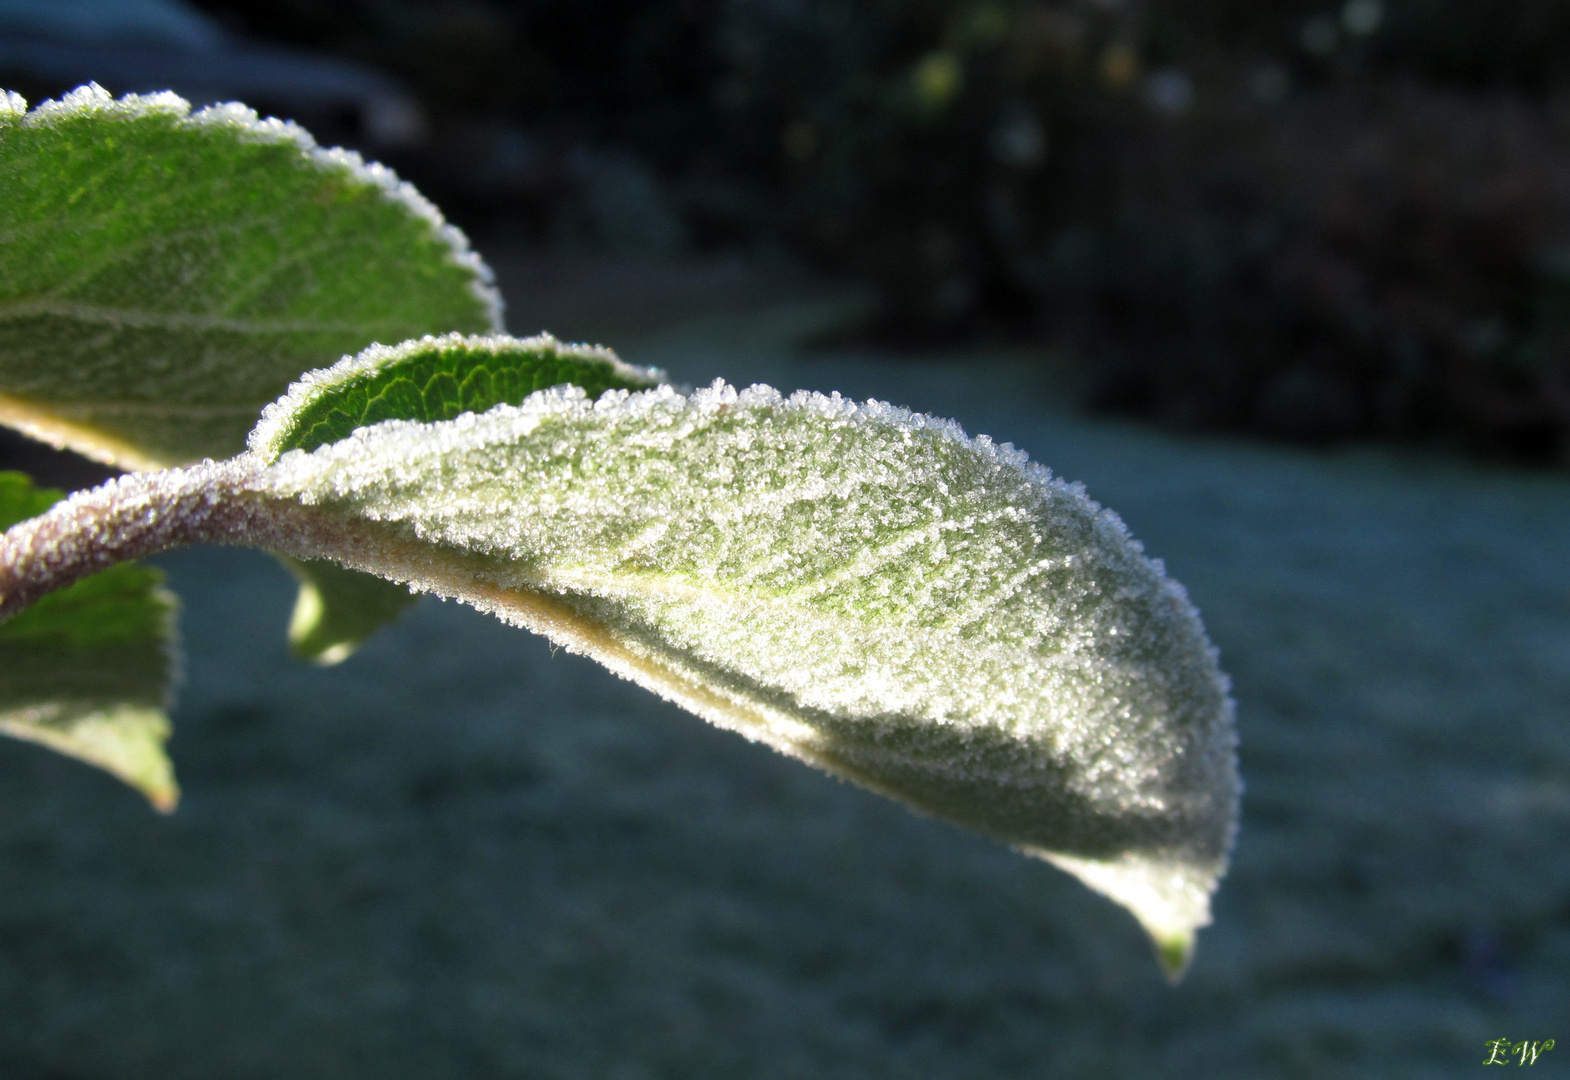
xmin=256 ymin=378 xmax=1240 ymax=972
xmin=19 ymin=83 xmax=189 ymax=125
xmin=0 ymin=90 xmax=27 ymax=120
xmin=248 ymin=332 xmax=667 ymax=460
xmin=8 ymin=85 xmax=504 ymax=331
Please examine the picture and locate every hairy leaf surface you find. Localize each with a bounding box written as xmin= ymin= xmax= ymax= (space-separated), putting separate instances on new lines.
xmin=253 ymin=377 xmax=1240 ymax=973
xmin=0 ymin=472 xmax=178 ymax=810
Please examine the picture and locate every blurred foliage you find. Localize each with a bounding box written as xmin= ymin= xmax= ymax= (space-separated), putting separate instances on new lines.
xmin=192 ymin=0 xmax=1570 ymax=461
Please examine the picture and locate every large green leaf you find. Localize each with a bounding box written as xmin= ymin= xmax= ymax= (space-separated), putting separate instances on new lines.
xmin=0 ymin=84 xmax=504 ymax=661
xmin=0 ymin=471 xmax=178 ymax=810
xmin=0 ymin=84 xmax=501 ymax=467
xmin=245 ymin=368 xmax=1239 ymax=975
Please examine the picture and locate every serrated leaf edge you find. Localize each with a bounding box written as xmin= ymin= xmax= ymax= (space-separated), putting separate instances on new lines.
xmin=247 ymin=332 xmax=669 ymax=462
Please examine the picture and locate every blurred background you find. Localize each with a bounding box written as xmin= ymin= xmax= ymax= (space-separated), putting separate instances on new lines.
xmin=4 ymin=1 xmax=1570 ymax=1076
xmin=15 ymin=0 xmax=1570 ymax=461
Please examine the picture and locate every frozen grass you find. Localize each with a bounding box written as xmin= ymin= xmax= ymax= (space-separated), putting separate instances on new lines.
xmin=0 ymin=279 xmax=1567 ymax=1077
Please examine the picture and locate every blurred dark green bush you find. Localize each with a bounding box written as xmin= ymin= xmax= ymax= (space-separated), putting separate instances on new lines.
xmin=192 ymin=0 xmax=1570 ymax=462
xmin=1071 ymin=85 xmax=1570 ymax=459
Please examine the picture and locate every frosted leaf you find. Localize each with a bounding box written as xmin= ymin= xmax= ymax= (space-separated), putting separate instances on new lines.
xmin=256 ymin=377 xmax=1240 ymax=974
xmin=0 ymin=84 xmax=501 ymax=468
xmin=250 ymin=332 xmax=664 ymax=461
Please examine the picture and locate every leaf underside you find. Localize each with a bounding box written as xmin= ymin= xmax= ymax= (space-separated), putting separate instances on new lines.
xmin=255 ymin=369 xmax=1240 ymax=972
xmin=0 ymin=472 xmax=178 ymax=810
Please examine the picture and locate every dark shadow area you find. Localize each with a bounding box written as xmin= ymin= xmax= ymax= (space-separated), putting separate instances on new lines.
xmin=0 ymin=429 xmax=115 ymax=494
xmin=135 ymin=0 xmax=1570 ymax=464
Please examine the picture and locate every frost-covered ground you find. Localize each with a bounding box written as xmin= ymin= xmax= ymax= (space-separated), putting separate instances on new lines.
xmin=1 ymin=258 xmax=1567 ymax=1078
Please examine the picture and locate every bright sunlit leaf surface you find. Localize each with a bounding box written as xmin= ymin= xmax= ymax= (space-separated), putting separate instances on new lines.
xmin=0 ymin=472 xmax=178 ymax=810
xmin=251 ymin=354 xmax=1239 ymax=972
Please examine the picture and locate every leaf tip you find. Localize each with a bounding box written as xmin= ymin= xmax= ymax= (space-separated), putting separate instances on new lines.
xmin=1156 ymin=931 xmax=1196 ymax=984
xmin=282 ymin=557 xmax=419 ymax=665
xmin=0 ymin=709 xmax=181 ymax=815
xmin=1032 ymin=848 xmax=1222 ymax=980
xmin=145 ymin=779 xmax=181 ymax=815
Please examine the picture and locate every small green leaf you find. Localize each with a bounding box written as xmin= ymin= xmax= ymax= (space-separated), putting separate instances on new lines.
xmin=280 ymin=555 xmax=418 ymax=665
xmin=0 ymin=471 xmax=179 ymax=810
xmin=250 ymin=332 xmax=664 ymax=461
xmin=253 ymin=374 xmax=1240 ymax=964
xmin=0 ymin=465 xmax=57 ymax=528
